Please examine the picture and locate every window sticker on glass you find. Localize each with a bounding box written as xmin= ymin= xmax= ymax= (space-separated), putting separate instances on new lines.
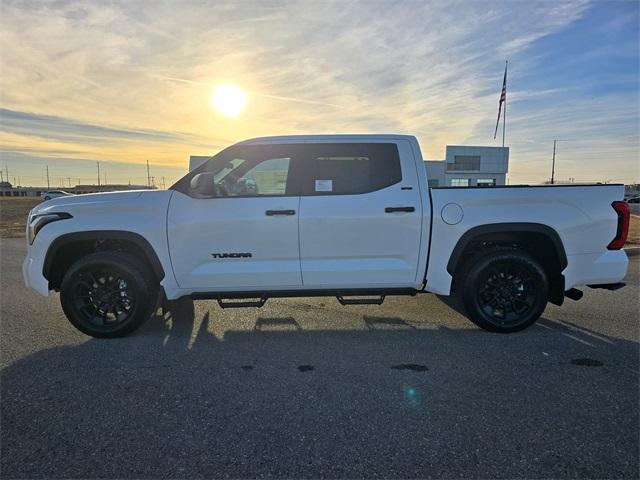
xmin=315 ymin=179 xmax=333 ymax=192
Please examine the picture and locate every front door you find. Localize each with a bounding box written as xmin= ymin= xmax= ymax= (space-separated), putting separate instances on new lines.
xmin=167 ymin=146 xmax=302 ymax=291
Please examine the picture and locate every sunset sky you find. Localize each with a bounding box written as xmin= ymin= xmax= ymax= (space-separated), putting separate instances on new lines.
xmin=1 ymin=0 xmax=638 ymax=187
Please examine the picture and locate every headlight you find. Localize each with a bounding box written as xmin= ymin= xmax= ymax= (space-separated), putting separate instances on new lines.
xmin=28 ymin=212 xmax=72 ymax=245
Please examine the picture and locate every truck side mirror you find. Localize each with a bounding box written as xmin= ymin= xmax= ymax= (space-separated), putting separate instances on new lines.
xmin=190 ymin=172 xmax=218 ymax=198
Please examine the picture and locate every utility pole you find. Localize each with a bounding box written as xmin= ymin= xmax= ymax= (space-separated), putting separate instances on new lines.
xmin=162 ymin=176 xmax=166 ymax=189
xmin=146 ymin=160 xmax=151 ymax=187
xmin=0 ymin=170 xmax=3 ymax=183
xmin=46 ymin=165 xmax=50 ymax=189
xmin=97 ymin=161 xmax=101 ymax=188
xmin=67 ymin=177 xmax=71 ymax=188
xmin=551 ymin=140 xmax=556 ymax=185
xmin=550 ymin=139 xmax=569 ymax=184
xmin=5 ymin=165 xmax=9 ymax=184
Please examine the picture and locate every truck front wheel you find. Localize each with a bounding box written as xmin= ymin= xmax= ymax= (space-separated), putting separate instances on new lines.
xmin=60 ymin=252 xmax=158 ymax=338
xmin=459 ymin=248 xmax=548 ymax=333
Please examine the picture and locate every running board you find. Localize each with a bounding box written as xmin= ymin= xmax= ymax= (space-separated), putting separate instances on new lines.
xmin=191 ymin=288 xmax=416 ymax=301
xmin=587 ymin=282 xmax=625 ymax=291
xmin=217 ymin=297 xmax=267 ymax=309
xmin=337 ymin=295 xmax=385 ymax=306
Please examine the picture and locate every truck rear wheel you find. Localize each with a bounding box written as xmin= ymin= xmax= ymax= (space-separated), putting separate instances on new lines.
xmin=459 ymin=248 xmax=548 ymax=333
xmin=60 ymin=252 xmax=158 ymax=338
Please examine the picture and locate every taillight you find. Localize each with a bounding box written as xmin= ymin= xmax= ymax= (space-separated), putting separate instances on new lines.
xmin=607 ymin=201 xmax=630 ymax=250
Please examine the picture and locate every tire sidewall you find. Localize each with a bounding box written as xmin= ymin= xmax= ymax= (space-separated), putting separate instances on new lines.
xmin=462 ymin=250 xmax=548 ymax=333
xmin=60 ymin=252 xmax=156 ymax=338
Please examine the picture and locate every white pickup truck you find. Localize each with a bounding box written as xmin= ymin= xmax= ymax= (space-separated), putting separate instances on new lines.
xmin=23 ymin=135 xmax=630 ymax=338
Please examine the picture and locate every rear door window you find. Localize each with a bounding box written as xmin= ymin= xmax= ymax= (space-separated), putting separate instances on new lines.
xmin=299 ymin=143 xmax=402 ymax=195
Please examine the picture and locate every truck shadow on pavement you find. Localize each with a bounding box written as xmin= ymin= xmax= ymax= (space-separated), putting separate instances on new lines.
xmin=1 ymin=298 xmax=639 ymax=479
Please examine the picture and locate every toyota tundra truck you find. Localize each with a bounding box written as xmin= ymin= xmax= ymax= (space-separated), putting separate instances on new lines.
xmin=23 ymin=135 xmax=630 ymax=338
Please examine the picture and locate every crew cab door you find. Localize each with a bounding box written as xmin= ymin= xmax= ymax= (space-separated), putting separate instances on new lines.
xmin=298 ymin=141 xmax=424 ymax=288
xmin=167 ymin=145 xmax=303 ymax=290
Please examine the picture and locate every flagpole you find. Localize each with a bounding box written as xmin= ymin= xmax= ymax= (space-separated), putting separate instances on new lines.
xmin=502 ymin=60 xmax=507 ymax=148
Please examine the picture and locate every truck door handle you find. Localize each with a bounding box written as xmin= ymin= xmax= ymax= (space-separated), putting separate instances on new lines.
xmin=265 ymin=209 xmax=296 ymax=216
xmin=385 ymin=206 xmax=415 ymax=213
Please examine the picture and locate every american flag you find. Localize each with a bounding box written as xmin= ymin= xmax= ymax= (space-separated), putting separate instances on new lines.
xmin=493 ymin=62 xmax=508 ymax=139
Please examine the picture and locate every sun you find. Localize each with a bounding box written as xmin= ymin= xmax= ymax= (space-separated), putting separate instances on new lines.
xmin=211 ymin=84 xmax=247 ymax=117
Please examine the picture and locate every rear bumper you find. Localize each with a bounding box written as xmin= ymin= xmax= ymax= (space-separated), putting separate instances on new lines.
xmin=564 ymin=249 xmax=628 ymax=290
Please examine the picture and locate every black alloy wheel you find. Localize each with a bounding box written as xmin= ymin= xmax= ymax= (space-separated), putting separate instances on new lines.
xmin=460 ymin=248 xmax=548 ymax=333
xmin=60 ymin=252 xmax=157 ymax=338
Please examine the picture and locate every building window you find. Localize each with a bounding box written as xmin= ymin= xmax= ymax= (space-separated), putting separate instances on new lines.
xmin=477 ymin=179 xmax=496 ymax=187
xmin=450 ymin=178 xmax=470 ymax=187
xmin=427 ymin=179 xmax=439 ymax=188
xmin=447 ymin=155 xmax=480 ymax=172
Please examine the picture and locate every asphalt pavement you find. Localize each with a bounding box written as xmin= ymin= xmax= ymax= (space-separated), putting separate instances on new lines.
xmin=1 ymin=237 xmax=638 ymax=479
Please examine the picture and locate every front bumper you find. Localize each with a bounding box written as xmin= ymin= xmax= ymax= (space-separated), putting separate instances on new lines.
xmin=22 ymin=244 xmax=50 ymax=297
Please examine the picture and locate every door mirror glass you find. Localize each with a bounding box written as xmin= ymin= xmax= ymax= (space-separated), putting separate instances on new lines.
xmin=190 ymin=172 xmax=218 ymax=197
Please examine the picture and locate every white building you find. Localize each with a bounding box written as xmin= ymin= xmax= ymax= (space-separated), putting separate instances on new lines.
xmin=425 ymin=145 xmax=509 ymax=188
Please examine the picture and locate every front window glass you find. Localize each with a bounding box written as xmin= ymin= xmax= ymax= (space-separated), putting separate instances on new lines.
xmin=213 ymin=158 xmax=245 ymax=183
xmin=180 ymin=145 xmax=296 ymax=197
xmin=224 ymin=157 xmax=290 ymax=196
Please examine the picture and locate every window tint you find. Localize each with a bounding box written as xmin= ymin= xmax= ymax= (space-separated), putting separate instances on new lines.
xmin=302 ymin=143 xmax=401 ymax=195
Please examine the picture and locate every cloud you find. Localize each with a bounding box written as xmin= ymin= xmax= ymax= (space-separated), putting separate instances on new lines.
xmin=0 ymin=108 xmax=199 ymax=144
xmin=0 ymin=0 xmax=637 ymax=185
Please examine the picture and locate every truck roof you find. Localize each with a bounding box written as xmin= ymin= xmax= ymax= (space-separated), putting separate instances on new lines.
xmin=237 ymin=134 xmax=418 ymax=145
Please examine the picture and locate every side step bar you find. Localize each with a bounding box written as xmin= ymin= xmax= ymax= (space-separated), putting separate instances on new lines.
xmin=337 ymin=295 xmax=385 ymax=306
xmin=189 ymin=288 xmax=417 ymax=308
xmin=217 ymin=297 xmax=267 ymax=309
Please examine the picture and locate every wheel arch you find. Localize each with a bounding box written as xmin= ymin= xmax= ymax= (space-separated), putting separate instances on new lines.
xmin=447 ymin=223 xmax=568 ymax=305
xmin=43 ymin=230 xmax=165 ymax=290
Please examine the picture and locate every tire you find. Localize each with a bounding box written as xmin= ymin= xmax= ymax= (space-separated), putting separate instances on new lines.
xmin=457 ymin=247 xmax=548 ymax=333
xmin=60 ymin=252 xmax=158 ymax=338
xmin=44 ymin=196 xmax=50 ymax=201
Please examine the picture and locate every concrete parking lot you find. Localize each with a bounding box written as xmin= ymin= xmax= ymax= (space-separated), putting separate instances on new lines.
xmin=1 ymin=237 xmax=638 ymax=479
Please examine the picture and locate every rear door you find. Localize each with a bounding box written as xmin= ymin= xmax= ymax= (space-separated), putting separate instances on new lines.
xmin=167 ymin=145 xmax=303 ymax=290
xmin=297 ymin=141 xmax=423 ymax=288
